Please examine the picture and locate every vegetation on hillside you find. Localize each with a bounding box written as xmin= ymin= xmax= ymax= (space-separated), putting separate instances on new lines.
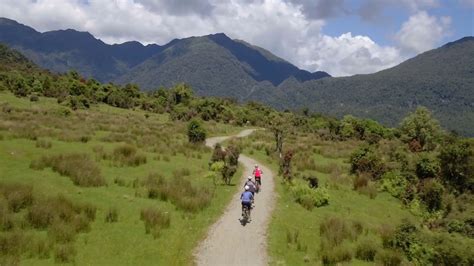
xmin=0 ymin=42 xmax=472 ymax=265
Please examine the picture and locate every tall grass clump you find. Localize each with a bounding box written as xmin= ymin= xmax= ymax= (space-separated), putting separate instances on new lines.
xmin=319 ymin=217 xmax=365 ymax=265
xmin=35 ymin=139 xmax=52 ymax=149
xmin=142 ymin=174 xmax=213 ymax=212
xmin=112 ymin=144 xmax=147 ymax=167
xmin=0 ymin=186 xmax=96 ymax=263
xmin=0 ymin=183 xmax=33 ymax=212
xmin=30 ymin=153 xmax=106 ymax=187
xmin=140 ymin=207 xmax=171 ymax=238
xmin=105 ymin=207 xmax=118 ymax=223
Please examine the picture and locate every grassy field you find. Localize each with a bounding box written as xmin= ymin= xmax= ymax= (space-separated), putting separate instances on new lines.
xmin=230 ymin=130 xmax=420 ymax=265
xmin=0 ymin=91 xmax=244 ymax=265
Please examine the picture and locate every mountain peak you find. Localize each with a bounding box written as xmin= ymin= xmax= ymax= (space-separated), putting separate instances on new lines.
xmin=443 ymin=36 xmax=474 ymax=48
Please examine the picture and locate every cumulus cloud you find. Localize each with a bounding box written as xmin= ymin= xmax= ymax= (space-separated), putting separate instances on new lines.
xmin=284 ymin=0 xmax=348 ymax=20
xmin=0 ymin=0 xmax=413 ymax=76
xmin=294 ymin=33 xmax=403 ymax=76
xmin=395 ymin=11 xmax=451 ymax=54
xmin=358 ymin=0 xmax=439 ymax=22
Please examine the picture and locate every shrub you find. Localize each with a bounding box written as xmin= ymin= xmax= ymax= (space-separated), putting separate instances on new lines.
xmin=187 ymin=119 xmax=206 ymax=143
xmin=418 ymin=179 xmax=444 ymax=212
xmin=399 ymin=107 xmax=441 ymax=152
xmin=375 ymin=249 xmax=403 ymax=266
xmin=439 ymin=138 xmax=474 ymax=192
xmin=350 ymin=145 xmax=385 ymax=179
xmin=415 ymin=153 xmax=440 ymax=179
xmin=105 ymin=207 xmax=118 ymax=223
xmin=381 ymin=171 xmax=407 ymax=199
xmin=356 ymin=237 xmax=379 ymax=261
xmin=291 ymin=183 xmax=329 ymax=210
xmin=140 ymin=207 xmax=171 ymax=238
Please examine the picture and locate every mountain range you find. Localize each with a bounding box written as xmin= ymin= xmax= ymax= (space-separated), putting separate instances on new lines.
xmin=0 ymin=17 xmax=329 ymax=100
xmin=0 ymin=17 xmax=473 ymax=135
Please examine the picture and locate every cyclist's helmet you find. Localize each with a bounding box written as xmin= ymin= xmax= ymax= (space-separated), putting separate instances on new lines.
xmin=248 ymin=176 xmax=252 ymax=180
xmin=255 ymin=164 xmax=258 ymax=168
xmin=245 ymin=185 xmax=250 ymax=191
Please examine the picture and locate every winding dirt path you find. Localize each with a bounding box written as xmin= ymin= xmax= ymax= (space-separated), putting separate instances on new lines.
xmin=194 ymin=129 xmax=276 ymax=266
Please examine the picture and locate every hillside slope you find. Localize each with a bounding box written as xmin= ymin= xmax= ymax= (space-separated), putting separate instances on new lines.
xmin=0 ymin=17 xmax=163 ymax=81
xmin=271 ymin=37 xmax=474 ymax=135
xmin=0 ymin=18 xmax=329 ymax=99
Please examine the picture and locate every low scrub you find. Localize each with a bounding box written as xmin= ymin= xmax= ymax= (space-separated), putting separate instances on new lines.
xmin=30 ymin=153 xmax=106 ymax=187
xmin=140 ymin=207 xmax=171 ymax=238
xmin=290 ymin=183 xmax=329 ymax=210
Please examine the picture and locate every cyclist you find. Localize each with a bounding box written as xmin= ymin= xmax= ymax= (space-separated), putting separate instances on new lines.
xmin=253 ymin=164 xmax=263 ymax=190
xmin=244 ymin=176 xmax=256 ymax=196
xmin=240 ymin=185 xmax=254 ymax=221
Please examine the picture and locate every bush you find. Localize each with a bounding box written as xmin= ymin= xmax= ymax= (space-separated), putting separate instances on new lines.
xmin=439 ymin=138 xmax=474 ymax=192
xmin=381 ymin=171 xmax=408 ymax=199
xmin=418 ymin=179 xmax=444 ymax=212
xmin=291 ymin=183 xmax=329 ymax=210
xmin=140 ymin=207 xmax=171 ymax=238
xmin=399 ymin=107 xmax=441 ymax=152
xmin=105 ymin=207 xmax=118 ymax=223
xmin=415 ymin=153 xmax=440 ymax=179
xmin=375 ymin=249 xmax=403 ymax=266
xmin=187 ymin=119 xmax=206 ymax=143
xmin=353 ymin=174 xmax=369 ymax=190
xmin=350 ymin=145 xmax=385 ymax=179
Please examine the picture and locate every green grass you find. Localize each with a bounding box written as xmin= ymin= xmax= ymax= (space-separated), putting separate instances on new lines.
xmin=0 ymin=91 xmax=244 ymax=265
xmin=231 ymin=130 xmax=418 ymax=265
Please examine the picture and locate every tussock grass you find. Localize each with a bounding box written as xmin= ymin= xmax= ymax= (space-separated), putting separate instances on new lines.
xmin=140 ymin=207 xmax=171 ymax=238
xmin=142 ymin=173 xmax=213 ymax=212
xmin=0 ymin=182 xmax=96 ymax=263
xmin=112 ymin=144 xmax=147 ymax=167
xmin=30 ymin=153 xmax=106 ymax=187
xmin=35 ymin=139 xmax=52 ymax=149
xmin=105 ymin=207 xmax=118 ymax=223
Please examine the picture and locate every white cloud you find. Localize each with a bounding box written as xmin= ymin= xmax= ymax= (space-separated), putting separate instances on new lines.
xmin=0 ymin=0 xmax=409 ymax=76
xmin=395 ymin=11 xmax=451 ymax=54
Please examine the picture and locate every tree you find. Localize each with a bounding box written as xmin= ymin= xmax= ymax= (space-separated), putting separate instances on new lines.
xmin=279 ymin=150 xmax=294 ymax=182
xmin=439 ymin=138 xmax=474 ymax=192
xmin=170 ymin=83 xmax=193 ymax=105
xmin=221 ymin=144 xmax=240 ymax=185
xmin=400 ymin=107 xmax=441 ymax=151
xmin=187 ymin=119 xmax=206 ymax=143
xmin=269 ymin=113 xmax=291 ymax=158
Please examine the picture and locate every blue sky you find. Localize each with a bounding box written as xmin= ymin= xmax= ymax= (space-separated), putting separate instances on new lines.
xmin=0 ymin=0 xmax=472 ymax=76
xmin=322 ymin=0 xmax=473 ymax=46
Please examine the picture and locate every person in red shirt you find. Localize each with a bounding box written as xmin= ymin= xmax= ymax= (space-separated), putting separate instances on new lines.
xmin=253 ymin=164 xmax=263 ymax=190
